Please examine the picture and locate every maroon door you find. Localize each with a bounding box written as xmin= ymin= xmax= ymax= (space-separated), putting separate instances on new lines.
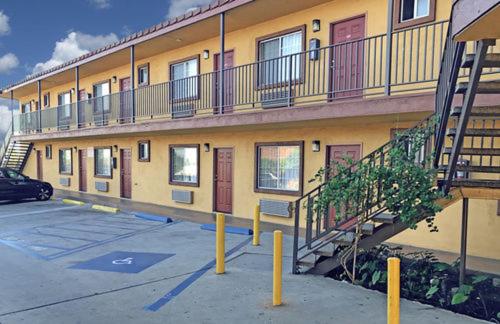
xmin=120 ymin=148 xmax=132 ymax=199
xmin=36 ymin=151 xmax=43 ymax=180
xmin=119 ymin=77 xmax=132 ymax=124
xmin=78 ymin=89 xmax=87 ymax=128
xmin=330 ymin=16 xmax=365 ymax=98
xmin=214 ymin=51 xmax=234 ymax=114
xmin=214 ymin=148 xmax=233 ymax=213
xmin=78 ymin=149 xmax=87 ymax=192
xmin=326 ymin=145 xmax=361 ymax=228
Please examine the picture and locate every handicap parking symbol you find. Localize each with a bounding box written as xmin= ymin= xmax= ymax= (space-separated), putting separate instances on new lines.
xmin=70 ymin=251 xmax=175 ymax=273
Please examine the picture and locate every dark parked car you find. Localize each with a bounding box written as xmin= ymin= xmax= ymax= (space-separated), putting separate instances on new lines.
xmin=0 ymin=168 xmax=53 ymax=201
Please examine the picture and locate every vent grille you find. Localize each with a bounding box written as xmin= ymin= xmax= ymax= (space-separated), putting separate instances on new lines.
xmin=260 ymin=199 xmax=291 ymax=218
xmin=172 ymin=189 xmax=193 ymax=204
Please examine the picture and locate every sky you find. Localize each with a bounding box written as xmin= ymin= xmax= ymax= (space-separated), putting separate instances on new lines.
xmin=0 ymin=0 xmax=214 ymax=89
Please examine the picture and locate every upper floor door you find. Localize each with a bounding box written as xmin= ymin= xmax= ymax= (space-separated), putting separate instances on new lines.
xmin=330 ymin=15 xmax=365 ymax=98
xmin=119 ymin=77 xmax=132 ymax=123
xmin=214 ymin=50 xmax=234 ymax=114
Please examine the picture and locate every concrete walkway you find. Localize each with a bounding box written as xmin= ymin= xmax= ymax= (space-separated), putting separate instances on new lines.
xmin=0 ymin=200 xmax=485 ymax=323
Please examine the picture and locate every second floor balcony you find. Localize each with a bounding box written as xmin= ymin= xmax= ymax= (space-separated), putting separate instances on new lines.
xmin=11 ymin=20 xmax=500 ymax=136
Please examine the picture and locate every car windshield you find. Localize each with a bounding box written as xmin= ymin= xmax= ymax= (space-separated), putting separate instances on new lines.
xmin=4 ymin=169 xmax=26 ymax=180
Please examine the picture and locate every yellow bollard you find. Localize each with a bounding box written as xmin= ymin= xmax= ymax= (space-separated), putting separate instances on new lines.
xmin=387 ymin=257 xmax=400 ymax=324
xmin=216 ymin=213 xmax=225 ymax=274
xmin=273 ymin=230 xmax=283 ymax=306
xmin=253 ymin=205 xmax=260 ymax=246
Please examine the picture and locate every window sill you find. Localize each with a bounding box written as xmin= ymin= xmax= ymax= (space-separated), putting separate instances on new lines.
xmin=169 ymin=180 xmax=199 ymax=188
xmin=254 ymin=188 xmax=302 ymax=197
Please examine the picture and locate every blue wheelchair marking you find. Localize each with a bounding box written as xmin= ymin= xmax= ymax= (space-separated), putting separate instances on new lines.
xmin=133 ymin=212 xmax=173 ymax=223
xmin=145 ymin=237 xmax=252 ymax=312
xmin=70 ymin=251 xmax=175 ymax=273
xmin=200 ymin=223 xmax=253 ymax=236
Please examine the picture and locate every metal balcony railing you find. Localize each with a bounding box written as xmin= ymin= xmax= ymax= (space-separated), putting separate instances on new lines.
xmin=12 ymin=20 xmax=500 ymax=135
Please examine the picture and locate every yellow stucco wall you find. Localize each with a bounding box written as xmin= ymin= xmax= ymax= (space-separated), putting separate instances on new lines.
xmin=15 ymin=0 xmax=454 ymax=111
xmin=21 ymin=116 xmax=500 ymax=260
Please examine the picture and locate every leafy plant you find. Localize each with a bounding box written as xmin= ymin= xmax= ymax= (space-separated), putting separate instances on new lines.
xmin=311 ymin=117 xmax=446 ymax=231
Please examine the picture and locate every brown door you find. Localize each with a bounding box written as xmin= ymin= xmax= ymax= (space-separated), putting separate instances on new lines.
xmin=36 ymin=151 xmax=43 ymax=180
xmin=78 ymin=89 xmax=87 ymax=128
xmin=214 ymin=51 xmax=234 ymax=114
xmin=214 ymin=148 xmax=233 ymax=213
xmin=120 ymin=148 xmax=132 ymax=199
xmin=326 ymin=144 xmax=361 ymax=228
xmin=78 ymin=149 xmax=87 ymax=192
xmin=330 ymin=16 xmax=365 ymax=98
xmin=119 ymin=77 xmax=132 ymax=124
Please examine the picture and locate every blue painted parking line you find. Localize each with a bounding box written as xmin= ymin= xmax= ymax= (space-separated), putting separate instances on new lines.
xmin=28 ymin=243 xmax=71 ymax=251
xmin=133 ymin=212 xmax=173 ymax=223
xmin=145 ymin=236 xmax=252 ymax=312
xmin=0 ymin=239 xmax=51 ymax=261
xmin=26 ymin=231 xmax=99 ymax=243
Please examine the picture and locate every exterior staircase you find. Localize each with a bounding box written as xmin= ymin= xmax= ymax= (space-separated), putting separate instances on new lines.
xmin=292 ymin=20 xmax=500 ymax=275
xmin=0 ymin=124 xmax=33 ymax=173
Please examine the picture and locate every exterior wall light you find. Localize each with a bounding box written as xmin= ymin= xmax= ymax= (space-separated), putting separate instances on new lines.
xmin=204 ymin=143 xmax=210 ymax=152
xmin=203 ymin=50 xmax=210 ymax=60
xmin=73 ymin=146 xmax=78 ymax=152
xmin=112 ymin=76 xmax=117 ymax=83
xmin=113 ymin=145 xmax=119 ymax=152
xmin=70 ymin=88 xmax=75 ymax=94
xmin=312 ymin=140 xmax=321 ymax=152
xmin=312 ymin=19 xmax=321 ymax=32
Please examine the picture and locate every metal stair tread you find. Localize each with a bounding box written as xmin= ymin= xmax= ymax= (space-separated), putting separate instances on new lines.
xmin=443 ymin=147 xmax=500 ymax=156
xmin=456 ymin=80 xmax=500 ymax=94
xmin=450 ymin=105 xmax=500 ymax=117
xmin=452 ymin=179 xmax=500 ymax=189
xmin=446 ymin=128 xmax=500 ymax=137
xmin=439 ymin=165 xmax=500 ymax=173
xmin=462 ymin=53 xmax=500 ymax=68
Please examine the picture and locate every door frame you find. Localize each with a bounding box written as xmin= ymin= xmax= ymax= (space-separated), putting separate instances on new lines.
xmin=119 ymin=77 xmax=132 ymax=124
xmin=78 ymin=149 xmax=87 ymax=192
xmin=213 ymin=49 xmax=235 ymax=114
xmin=212 ymin=147 xmax=234 ymax=214
xmin=120 ymin=148 xmax=132 ymax=199
xmin=328 ymin=14 xmax=366 ymax=99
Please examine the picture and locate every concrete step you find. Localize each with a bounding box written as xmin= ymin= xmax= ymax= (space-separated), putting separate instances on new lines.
xmin=313 ymin=245 xmax=336 ymax=257
xmin=462 ymin=53 xmax=500 ymax=68
xmin=456 ymin=81 xmax=500 ymax=94
xmin=443 ymin=147 xmax=500 ymax=156
xmin=451 ymin=105 xmax=500 ymax=118
xmin=372 ymin=213 xmax=397 ymax=224
xmin=348 ymin=223 xmax=375 ymax=236
xmin=446 ymin=128 xmax=500 ymax=137
xmin=331 ymin=232 xmax=355 ymax=246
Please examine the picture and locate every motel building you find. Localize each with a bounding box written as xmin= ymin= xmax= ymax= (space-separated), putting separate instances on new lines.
xmin=1 ymin=0 xmax=499 ymax=275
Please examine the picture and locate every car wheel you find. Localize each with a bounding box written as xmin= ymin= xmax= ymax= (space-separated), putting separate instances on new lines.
xmin=36 ymin=187 xmax=51 ymax=201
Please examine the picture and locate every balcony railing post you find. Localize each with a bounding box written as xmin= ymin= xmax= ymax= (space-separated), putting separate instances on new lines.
xmin=219 ymin=12 xmax=225 ymax=114
xmin=75 ymin=66 xmax=80 ymax=128
xmin=37 ymin=80 xmax=42 ymax=132
xmin=130 ymin=45 xmax=136 ymax=123
xmin=10 ymin=91 xmax=14 ymax=134
xmin=288 ymin=54 xmax=293 ymax=107
xmin=384 ymin=0 xmax=394 ymax=96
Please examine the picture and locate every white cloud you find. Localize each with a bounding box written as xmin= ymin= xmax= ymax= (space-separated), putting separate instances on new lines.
xmin=166 ymin=0 xmax=213 ymax=19
xmin=0 ymin=11 xmax=11 ymax=36
xmin=89 ymin=0 xmax=111 ymax=9
xmin=32 ymin=31 xmax=118 ymax=74
xmin=0 ymin=53 xmax=19 ymax=74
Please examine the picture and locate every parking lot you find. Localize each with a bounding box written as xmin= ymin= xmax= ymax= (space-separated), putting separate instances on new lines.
xmin=0 ymin=199 xmax=484 ymax=323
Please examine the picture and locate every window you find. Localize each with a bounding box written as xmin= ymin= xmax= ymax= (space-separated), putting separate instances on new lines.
xmin=59 ymin=148 xmax=72 ymax=174
xmin=93 ymin=81 xmax=111 ymax=112
xmin=45 ymin=145 xmax=52 ymax=159
xmin=94 ymin=147 xmax=112 ymax=178
xmin=169 ymin=145 xmax=199 ymax=186
xmin=58 ymin=92 xmax=72 ymax=118
xmin=21 ymin=102 xmax=31 ymax=114
xmin=257 ymin=27 xmax=304 ymax=86
xmin=255 ymin=142 xmax=303 ymax=195
xmin=138 ymin=63 xmax=149 ymax=86
xmin=43 ymin=93 xmax=50 ymax=108
xmin=138 ymin=140 xmax=150 ymax=162
xmin=170 ymin=57 xmax=199 ymax=100
xmin=394 ymin=0 xmax=435 ymax=29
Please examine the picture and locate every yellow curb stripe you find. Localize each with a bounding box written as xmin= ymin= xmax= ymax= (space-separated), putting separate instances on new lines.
xmin=62 ymin=199 xmax=86 ymax=206
xmin=92 ymin=204 xmax=119 ymax=213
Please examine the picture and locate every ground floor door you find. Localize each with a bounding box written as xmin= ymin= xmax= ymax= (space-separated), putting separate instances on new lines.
xmin=78 ymin=149 xmax=87 ymax=192
xmin=36 ymin=150 xmax=43 ymax=180
xmin=119 ymin=77 xmax=132 ymax=124
xmin=120 ymin=148 xmax=132 ymax=199
xmin=330 ymin=15 xmax=365 ymax=99
xmin=214 ymin=148 xmax=233 ymax=213
xmin=326 ymin=144 xmax=361 ymax=228
xmin=214 ymin=51 xmax=234 ymax=114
